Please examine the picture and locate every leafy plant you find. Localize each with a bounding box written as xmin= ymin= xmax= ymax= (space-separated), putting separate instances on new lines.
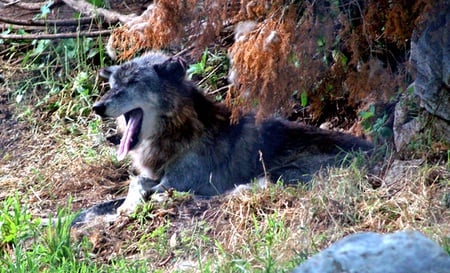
xmin=359 ymin=105 xmax=392 ymax=141
xmin=34 ymin=1 xmax=54 ymax=20
xmin=40 ymin=207 xmax=79 ymax=266
xmin=0 ymin=197 xmax=151 ymax=273
xmin=447 ymin=150 xmax=450 ymax=168
xmin=187 ymin=48 xmax=229 ymax=95
xmin=187 ymin=48 xmax=209 ymax=78
xmin=130 ymin=200 xmax=155 ymax=225
xmin=0 ymin=195 xmax=40 ymax=249
xmin=10 ymin=34 xmax=106 ymax=121
xmin=359 ymin=104 xmax=376 ymax=125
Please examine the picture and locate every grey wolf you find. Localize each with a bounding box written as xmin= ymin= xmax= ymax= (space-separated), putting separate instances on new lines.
xmin=90 ymin=52 xmax=373 ymax=215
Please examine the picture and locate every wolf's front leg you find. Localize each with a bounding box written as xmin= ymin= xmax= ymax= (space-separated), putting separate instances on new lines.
xmin=117 ymin=176 xmax=159 ymax=215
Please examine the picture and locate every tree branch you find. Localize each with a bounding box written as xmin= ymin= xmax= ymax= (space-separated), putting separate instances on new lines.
xmin=61 ymin=0 xmax=135 ymax=24
xmin=0 ymin=29 xmax=111 ymax=40
xmin=0 ymin=15 xmax=98 ymax=27
xmin=0 ymin=0 xmax=51 ymax=10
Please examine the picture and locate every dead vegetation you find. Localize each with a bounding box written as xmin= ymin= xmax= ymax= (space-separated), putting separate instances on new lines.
xmin=69 ymin=161 xmax=449 ymax=271
xmin=106 ymin=0 xmax=438 ymax=124
xmin=0 ymin=0 xmax=440 ymax=125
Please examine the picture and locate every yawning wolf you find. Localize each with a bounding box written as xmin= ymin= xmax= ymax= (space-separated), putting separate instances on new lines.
xmin=88 ymin=52 xmax=372 ymax=218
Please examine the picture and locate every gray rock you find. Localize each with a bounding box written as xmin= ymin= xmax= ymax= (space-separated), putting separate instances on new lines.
xmin=410 ymin=4 xmax=450 ymax=121
xmin=393 ymin=85 xmax=450 ymax=153
xmin=393 ymin=90 xmax=424 ymax=152
xmin=382 ymin=159 xmax=424 ymax=189
xmin=292 ymin=231 xmax=450 ymax=273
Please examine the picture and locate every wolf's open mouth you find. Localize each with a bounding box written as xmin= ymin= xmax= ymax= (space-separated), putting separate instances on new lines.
xmin=117 ymin=108 xmax=143 ymax=161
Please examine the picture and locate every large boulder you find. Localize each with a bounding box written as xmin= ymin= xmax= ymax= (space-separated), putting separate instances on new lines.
xmin=394 ymin=3 xmax=450 ymax=152
xmin=292 ymin=231 xmax=450 ymax=273
xmin=410 ymin=4 xmax=450 ymax=121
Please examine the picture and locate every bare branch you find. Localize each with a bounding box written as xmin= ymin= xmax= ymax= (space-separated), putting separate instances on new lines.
xmin=0 ymin=0 xmax=51 ymax=10
xmin=61 ymin=0 xmax=136 ymax=24
xmin=0 ymin=16 xmax=98 ymax=27
xmin=0 ymin=29 xmax=111 ymax=40
xmin=0 ymin=24 xmax=47 ymax=31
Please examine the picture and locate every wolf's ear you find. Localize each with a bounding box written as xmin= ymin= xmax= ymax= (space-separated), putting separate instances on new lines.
xmin=154 ymin=57 xmax=187 ymax=82
xmin=99 ymin=65 xmax=119 ymax=79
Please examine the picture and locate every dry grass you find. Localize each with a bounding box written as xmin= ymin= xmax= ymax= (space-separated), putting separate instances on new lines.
xmin=69 ymin=161 xmax=449 ymax=271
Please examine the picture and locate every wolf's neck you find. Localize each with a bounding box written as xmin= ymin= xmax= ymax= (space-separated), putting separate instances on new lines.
xmin=140 ymin=89 xmax=230 ymax=177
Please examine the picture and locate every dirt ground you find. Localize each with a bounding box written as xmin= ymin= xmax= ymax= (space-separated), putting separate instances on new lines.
xmin=0 ymin=1 xmax=147 ymax=198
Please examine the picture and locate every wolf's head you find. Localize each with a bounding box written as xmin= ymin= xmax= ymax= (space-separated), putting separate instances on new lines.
xmin=93 ymin=52 xmax=188 ymax=161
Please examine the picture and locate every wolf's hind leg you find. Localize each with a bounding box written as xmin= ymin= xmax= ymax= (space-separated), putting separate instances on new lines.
xmin=117 ymin=176 xmax=159 ymax=215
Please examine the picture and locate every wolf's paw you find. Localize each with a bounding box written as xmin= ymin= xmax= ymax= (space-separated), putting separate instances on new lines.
xmin=117 ymin=176 xmax=157 ymax=215
xmin=116 ymin=198 xmax=143 ymax=215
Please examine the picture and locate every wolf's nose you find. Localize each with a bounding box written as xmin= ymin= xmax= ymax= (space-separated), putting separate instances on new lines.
xmin=92 ymin=102 xmax=106 ymax=116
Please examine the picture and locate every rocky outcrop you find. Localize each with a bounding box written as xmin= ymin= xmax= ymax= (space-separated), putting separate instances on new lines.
xmin=410 ymin=4 xmax=449 ymax=121
xmin=393 ymin=91 xmax=423 ymax=152
xmin=394 ymin=3 xmax=450 ymax=152
xmin=292 ymin=231 xmax=450 ymax=273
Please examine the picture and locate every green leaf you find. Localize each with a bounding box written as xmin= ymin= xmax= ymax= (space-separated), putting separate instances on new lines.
xmin=300 ymin=91 xmax=308 ymax=107
xmin=37 ymin=0 xmax=54 ymax=19
xmin=33 ymin=39 xmax=50 ymax=55
xmin=187 ymin=63 xmax=205 ymax=77
xmin=88 ymin=0 xmax=105 ymax=8
xmin=317 ymin=36 xmax=325 ymax=47
xmin=359 ymin=105 xmax=375 ymax=120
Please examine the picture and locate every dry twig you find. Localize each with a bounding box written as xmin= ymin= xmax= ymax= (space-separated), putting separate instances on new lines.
xmin=0 ymin=0 xmax=52 ymax=10
xmin=61 ymin=0 xmax=136 ymax=24
xmin=0 ymin=16 xmax=98 ymax=27
xmin=0 ymin=29 xmax=111 ymax=40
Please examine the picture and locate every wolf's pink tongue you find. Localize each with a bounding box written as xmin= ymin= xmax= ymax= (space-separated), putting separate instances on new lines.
xmin=117 ymin=110 xmax=142 ymax=161
xmin=117 ymin=122 xmax=133 ymax=161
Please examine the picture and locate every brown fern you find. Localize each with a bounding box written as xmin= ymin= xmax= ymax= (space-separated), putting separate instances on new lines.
xmin=107 ymin=0 xmax=440 ymax=128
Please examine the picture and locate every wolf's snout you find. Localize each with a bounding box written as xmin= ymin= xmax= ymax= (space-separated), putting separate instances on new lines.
xmin=92 ymin=102 xmax=106 ymax=116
